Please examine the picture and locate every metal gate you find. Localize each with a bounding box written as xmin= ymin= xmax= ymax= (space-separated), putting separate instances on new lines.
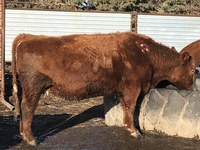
xmin=0 ymin=0 xmax=14 ymax=110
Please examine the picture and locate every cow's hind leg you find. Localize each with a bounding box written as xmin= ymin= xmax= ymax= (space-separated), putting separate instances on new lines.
xmin=20 ymin=91 xmax=39 ymax=146
xmin=120 ymin=86 xmax=142 ymax=138
xmin=19 ymin=71 xmax=52 ymax=146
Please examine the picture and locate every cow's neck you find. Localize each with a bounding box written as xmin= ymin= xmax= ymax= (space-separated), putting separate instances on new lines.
xmin=148 ymin=49 xmax=179 ymax=87
xmin=151 ymin=69 xmax=173 ymax=87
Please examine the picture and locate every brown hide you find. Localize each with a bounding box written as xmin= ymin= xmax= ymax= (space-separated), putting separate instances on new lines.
xmin=180 ymin=39 xmax=200 ymax=66
xmin=12 ymin=32 xmax=196 ymax=146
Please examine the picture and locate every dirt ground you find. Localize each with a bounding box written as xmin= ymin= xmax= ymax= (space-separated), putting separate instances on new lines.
xmin=1 ymin=67 xmax=200 ymax=150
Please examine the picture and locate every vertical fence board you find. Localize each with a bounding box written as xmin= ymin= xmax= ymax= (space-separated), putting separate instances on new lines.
xmin=0 ymin=0 xmax=5 ymax=99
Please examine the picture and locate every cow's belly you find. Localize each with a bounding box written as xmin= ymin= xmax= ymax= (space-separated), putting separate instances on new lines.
xmin=50 ymin=71 xmax=115 ymax=99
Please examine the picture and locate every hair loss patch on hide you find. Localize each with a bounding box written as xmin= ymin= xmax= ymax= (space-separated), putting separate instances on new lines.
xmin=135 ymin=41 xmax=149 ymax=53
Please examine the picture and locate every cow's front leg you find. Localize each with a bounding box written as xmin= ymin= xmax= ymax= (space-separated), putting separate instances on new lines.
xmin=120 ymin=86 xmax=141 ymax=138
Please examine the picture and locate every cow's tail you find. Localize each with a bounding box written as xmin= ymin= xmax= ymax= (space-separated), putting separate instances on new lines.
xmin=12 ymin=37 xmax=21 ymax=120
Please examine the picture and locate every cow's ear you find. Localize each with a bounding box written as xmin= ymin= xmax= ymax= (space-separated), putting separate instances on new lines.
xmin=181 ymin=52 xmax=191 ymax=62
xmin=171 ymin=46 xmax=176 ymax=52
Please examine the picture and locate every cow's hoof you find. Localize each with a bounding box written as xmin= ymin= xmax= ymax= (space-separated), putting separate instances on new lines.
xmin=127 ymin=128 xmax=142 ymax=138
xmin=130 ymin=130 xmax=142 ymax=138
xmin=20 ymin=132 xmax=37 ymax=146
xmin=27 ymin=139 xmax=37 ymax=147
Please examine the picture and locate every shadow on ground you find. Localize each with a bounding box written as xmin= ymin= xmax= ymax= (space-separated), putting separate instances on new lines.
xmin=0 ymin=104 xmax=104 ymax=150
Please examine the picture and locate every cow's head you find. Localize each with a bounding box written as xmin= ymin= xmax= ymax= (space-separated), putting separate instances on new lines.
xmin=171 ymin=52 xmax=196 ymax=90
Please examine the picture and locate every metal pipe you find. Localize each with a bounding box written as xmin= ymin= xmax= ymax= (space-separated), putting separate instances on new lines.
xmin=0 ymin=97 xmax=15 ymax=111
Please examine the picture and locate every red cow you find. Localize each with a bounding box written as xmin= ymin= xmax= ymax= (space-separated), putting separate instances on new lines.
xmin=180 ymin=39 xmax=200 ymax=66
xmin=12 ymin=32 xmax=196 ymax=146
